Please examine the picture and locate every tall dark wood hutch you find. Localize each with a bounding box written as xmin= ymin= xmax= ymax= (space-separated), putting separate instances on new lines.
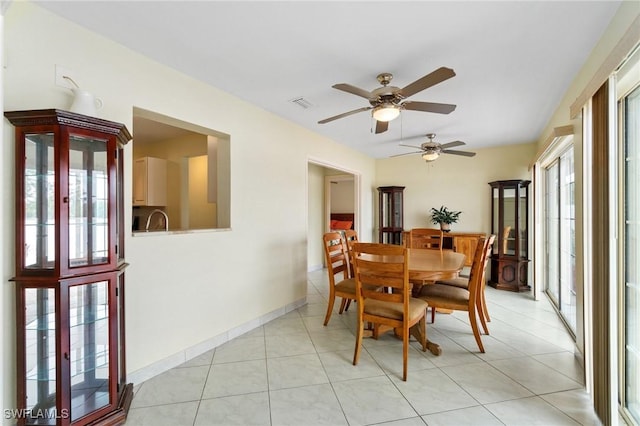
xmin=5 ymin=109 xmax=133 ymax=426
xmin=489 ymin=179 xmax=531 ymax=292
xmin=378 ymin=186 xmax=404 ymax=244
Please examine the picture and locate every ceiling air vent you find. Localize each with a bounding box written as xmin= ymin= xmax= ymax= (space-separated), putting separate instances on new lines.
xmin=289 ymin=97 xmax=313 ymax=109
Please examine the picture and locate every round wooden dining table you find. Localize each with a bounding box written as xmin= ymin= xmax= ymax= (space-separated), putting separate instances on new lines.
xmin=408 ymin=248 xmax=466 ymax=282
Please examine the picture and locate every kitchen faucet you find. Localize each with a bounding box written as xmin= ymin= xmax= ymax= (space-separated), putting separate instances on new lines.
xmin=145 ymin=209 xmax=169 ymax=232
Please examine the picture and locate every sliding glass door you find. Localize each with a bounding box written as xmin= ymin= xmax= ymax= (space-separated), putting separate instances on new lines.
xmin=544 ymin=147 xmax=576 ymax=334
xmin=621 ymin=82 xmax=639 ymax=424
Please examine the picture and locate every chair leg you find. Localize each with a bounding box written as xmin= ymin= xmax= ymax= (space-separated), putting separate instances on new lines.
xmin=409 ymin=315 xmax=427 ymax=352
xmin=431 ymin=306 xmax=436 ymax=323
xmin=468 ymin=310 xmax=485 ymax=353
xmin=477 ymin=298 xmax=490 ymax=335
xmin=338 ymin=298 xmax=347 ymax=314
xmin=402 ymin=325 xmax=409 ymax=381
xmin=481 ymin=288 xmax=491 ymax=322
xmin=344 ymin=299 xmax=352 ymax=312
xmin=323 ymin=296 xmax=336 ymax=326
xmin=353 ymin=314 xmax=365 ymax=366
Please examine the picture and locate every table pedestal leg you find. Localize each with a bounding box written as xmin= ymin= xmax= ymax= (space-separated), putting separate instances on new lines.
xmin=426 ymin=340 xmax=442 ymax=355
xmin=407 ymin=323 xmax=441 ymax=356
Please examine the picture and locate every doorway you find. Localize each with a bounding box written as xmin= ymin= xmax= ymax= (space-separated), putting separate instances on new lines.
xmin=307 ymin=161 xmax=359 ymax=271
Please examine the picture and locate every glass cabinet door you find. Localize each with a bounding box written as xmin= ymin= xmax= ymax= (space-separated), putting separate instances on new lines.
xmin=381 ymin=192 xmax=391 ymax=228
xmin=68 ymin=134 xmax=110 ymax=269
xmin=23 ymin=287 xmax=58 ymax=423
xmin=492 ymin=186 xmax=500 ymax=253
xmin=378 ymin=186 xmax=404 ymax=244
xmin=69 ymin=280 xmax=111 ymax=421
xmin=393 ymin=193 xmax=402 ymax=228
xmin=23 ymin=133 xmax=56 ymax=271
xmin=116 ymin=145 xmax=125 ymax=263
xmin=503 ymin=187 xmax=516 ymax=256
xmin=519 ymin=184 xmax=528 ymax=258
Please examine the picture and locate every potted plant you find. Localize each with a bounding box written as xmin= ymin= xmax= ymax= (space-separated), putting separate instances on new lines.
xmin=430 ymin=205 xmax=461 ymax=232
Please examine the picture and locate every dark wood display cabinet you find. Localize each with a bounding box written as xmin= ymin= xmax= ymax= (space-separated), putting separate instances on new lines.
xmin=378 ymin=186 xmax=404 ymax=245
xmin=489 ymin=179 xmax=531 ymax=292
xmin=5 ymin=110 xmax=133 ymax=426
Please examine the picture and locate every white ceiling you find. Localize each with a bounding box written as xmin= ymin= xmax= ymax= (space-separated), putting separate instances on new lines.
xmin=35 ymin=1 xmax=621 ymax=158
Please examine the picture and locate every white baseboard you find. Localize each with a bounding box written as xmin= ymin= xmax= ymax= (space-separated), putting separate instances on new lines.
xmin=127 ymin=296 xmax=307 ymax=385
xmin=307 ymin=264 xmax=323 ymax=272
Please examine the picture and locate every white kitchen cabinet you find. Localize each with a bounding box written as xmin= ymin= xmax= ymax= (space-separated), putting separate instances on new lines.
xmin=133 ymin=156 xmax=167 ymax=206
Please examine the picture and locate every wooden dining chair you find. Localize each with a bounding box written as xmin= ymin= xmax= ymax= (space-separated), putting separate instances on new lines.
xmin=342 ymin=229 xmax=359 ymax=311
xmin=343 ymin=229 xmax=358 ymax=274
xmin=322 ymin=232 xmax=357 ymax=326
xmin=351 ymin=242 xmax=429 ymax=381
xmin=417 ymin=236 xmax=489 ymax=353
xmin=404 ymin=228 xmax=444 ymax=310
xmin=406 ymin=228 xmax=444 ymax=250
xmin=434 ymin=234 xmax=496 ymax=327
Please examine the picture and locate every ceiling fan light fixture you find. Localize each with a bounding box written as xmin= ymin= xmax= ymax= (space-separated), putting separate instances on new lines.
xmin=372 ymin=104 xmax=400 ymax=122
xmin=422 ymin=151 xmax=440 ymax=162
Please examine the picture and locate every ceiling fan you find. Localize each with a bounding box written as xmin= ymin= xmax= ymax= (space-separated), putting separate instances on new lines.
xmin=392 ymin=133 xmax=476 ymax=162
xmin=318 ymin=67 xmax=457 ymax=134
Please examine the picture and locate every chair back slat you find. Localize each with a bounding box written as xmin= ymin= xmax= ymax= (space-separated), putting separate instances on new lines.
xmin=407 ymin=228 xmax=444 ymax=250
xmin=343 ymin=229 xmax=359 ymax=277
xmin=478 ymin=234 xmax=496 ymax=295
xmin=323 ymin=232 xmax=349 ymax=284
xmin=483 ymin=234 xmax=496 ymax=270
xmin=352 ymin=242 xmax=409 ymax=307
xmin=464 ymin=236 xmax=487 ymax=305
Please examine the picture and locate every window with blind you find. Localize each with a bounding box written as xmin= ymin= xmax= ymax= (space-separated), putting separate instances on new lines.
xmin=544 ymin=147 xmax=577 ymax=334
xmin=618 ymin=45 xmax=640 ymax=425
xmin=621 ymin=82 xmax=640 ymax=425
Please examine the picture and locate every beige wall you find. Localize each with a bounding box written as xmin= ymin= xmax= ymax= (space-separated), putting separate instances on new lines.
xmin=1 ymin=2 xmax=376 ymax=415
xmin=331 ymin=179 xmax=355 ymax=213
xmin=307 ymin=167 xmax=359 ymax=272
xmin=307 ymin=163 xmax=325 ymax=271
xmin=375 ymin=143 xmax=537 ymax=234
xmin=188 ymin=155 xmax=217 ymax=229
xmin=538 ymin=1 xmax=639 ymax=145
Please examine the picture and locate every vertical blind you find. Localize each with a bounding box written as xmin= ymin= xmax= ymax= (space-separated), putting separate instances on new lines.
xmin=591 ymin=81 xmax=611 ymax=425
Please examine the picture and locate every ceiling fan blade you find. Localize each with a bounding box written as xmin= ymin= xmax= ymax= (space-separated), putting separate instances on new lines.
xmin=332 ymin=83 xmax=374 ymax=99
xmin=390 ymin=151 xmax=423 ymax=158
xmin=400 ymin=67 xmax=456 ymax=98
xmin=440 ymin=140 xmax=465 ymax=149
xmin=375 ymin=120 xmax=389 ymax=134
xmin=318 ymin=106 xmax=371 ymax=124
xmin=399 ymin=143 xmax=423 ymax=149
xmin=402 ymin=101 xmax=456 ymax=114
xmin=442 ymin=149 xmax=476 ymax=157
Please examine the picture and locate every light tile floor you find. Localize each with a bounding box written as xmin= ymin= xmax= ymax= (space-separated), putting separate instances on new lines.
xmin=124 ymin=270 xmax=601 ymax=425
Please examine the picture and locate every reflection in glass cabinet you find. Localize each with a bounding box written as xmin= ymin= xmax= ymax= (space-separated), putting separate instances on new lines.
xmin=69 ymin=281 xmax=110 ymax=421
xmin=24 ymin=133 xmax=56 ymax=270
xmin=24 ymin=288 xmax=57 ymax=416
xmin=68 ymin=135 xmax=110 ymax=268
